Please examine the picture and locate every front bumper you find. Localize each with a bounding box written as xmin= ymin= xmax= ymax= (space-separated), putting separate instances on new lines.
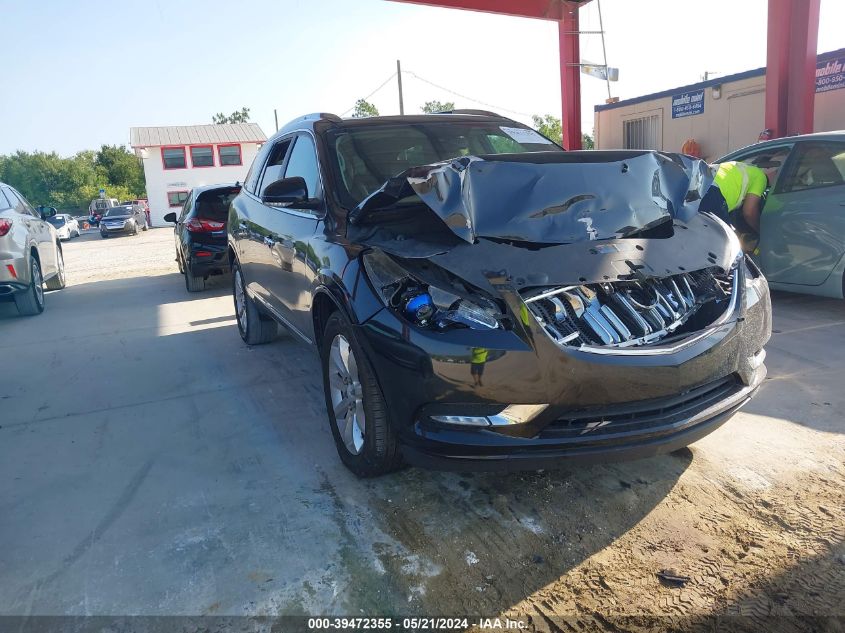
xmin=100 ymin=222 xmax=134 ymax=235
xmin=353 ymin=262 xmax=772 ymax=471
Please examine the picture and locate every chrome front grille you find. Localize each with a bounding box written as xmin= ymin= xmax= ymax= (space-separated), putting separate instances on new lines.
xmin=522 ymin=268 xmax=735 ymax=349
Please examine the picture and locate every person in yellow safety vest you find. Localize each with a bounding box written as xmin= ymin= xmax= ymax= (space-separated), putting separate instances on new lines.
xmin=699 ymin=159 xmax=781 ymax=251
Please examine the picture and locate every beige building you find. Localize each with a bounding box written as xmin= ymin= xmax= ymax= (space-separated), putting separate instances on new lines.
xmin=595 ymin=48 xmax=845 ymax=161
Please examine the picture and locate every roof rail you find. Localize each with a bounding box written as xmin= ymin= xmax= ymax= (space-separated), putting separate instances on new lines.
xmin=433 ymin=109 xmax=502 ymax=117
xmin=299 ymin=112 xmax=343 ymax=122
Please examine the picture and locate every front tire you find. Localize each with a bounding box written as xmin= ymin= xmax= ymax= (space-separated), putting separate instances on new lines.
xmin=232 ymin=261 xmax=277 ymax=345
xmin=44 ymin=247 xmax=66 ymax=290
xmin=321 ymin=311 xmax=402 ymax=477
xmin=14 ymin=257 xmax=45 ymax=316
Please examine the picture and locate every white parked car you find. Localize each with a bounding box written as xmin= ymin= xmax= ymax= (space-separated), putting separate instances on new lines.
xmin=44 ymin=212 xmax=81 ymax=240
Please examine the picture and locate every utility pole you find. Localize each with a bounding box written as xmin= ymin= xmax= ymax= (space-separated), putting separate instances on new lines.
xmin=397 ymin=59 xmax=405 ymax=115
xmin=274 ymin=109 xmax=279 ymax=132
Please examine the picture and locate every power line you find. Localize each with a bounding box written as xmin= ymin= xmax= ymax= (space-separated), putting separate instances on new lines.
xmin=340 ymin=72 xmax=398 ymax=116
xmin=402 ymin=70 xmax=534 ymax=118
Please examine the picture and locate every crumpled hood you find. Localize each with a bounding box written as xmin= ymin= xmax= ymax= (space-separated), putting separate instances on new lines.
xmin=350 ymin=151 xmax=714 ymax=245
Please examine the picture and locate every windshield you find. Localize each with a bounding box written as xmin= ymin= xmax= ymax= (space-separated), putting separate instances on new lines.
xmin=326 ymin=121 xmax=561 ymax=205
xmin=105 ymin=207 xmax=132 ymax=217
xmin=46 ymin=216 xmax=66 ymax=226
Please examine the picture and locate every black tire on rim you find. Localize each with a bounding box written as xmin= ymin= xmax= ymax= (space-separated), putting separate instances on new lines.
xmin=232 ymin=260 xmax=277 ymax=345
xmin=184 ymin=262 xmax=206 ymax=292
xmin=44 ymin=247 xmax=66 ymax=290
xmin=14 ymin=257 xmax=45 ymax=316
xmin=321 ymin=311 xmax=402 ymax=477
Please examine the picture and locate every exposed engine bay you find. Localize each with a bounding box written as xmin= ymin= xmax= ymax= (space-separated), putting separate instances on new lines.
xmin=350 ymin=150 xmax=744 ymax=350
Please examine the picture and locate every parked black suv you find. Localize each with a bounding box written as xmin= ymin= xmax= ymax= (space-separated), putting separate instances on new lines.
xmin=228 ymin=112 xmax=772 ymax=477
xmin=164 ymin=184 xmax=240 ymax=292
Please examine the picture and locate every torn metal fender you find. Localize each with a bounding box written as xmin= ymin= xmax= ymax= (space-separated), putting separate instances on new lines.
xmin=350 ymin=151 xmax=715 ymax=245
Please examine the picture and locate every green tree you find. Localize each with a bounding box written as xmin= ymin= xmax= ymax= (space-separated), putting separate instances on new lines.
xmin=351 ymin=99 xmax=379 ymax=118
xmin=95 ymin=145 xmax=146 ymax=196
xmin=532 ymin=114 xmax=563 ymax=144
xmin=532 ymin=114 xmax=596 ymax=149
xmin=0 ymin=147 xmax=146 ymax=212
xmin=212 ymin=107 xmax=251 ymax=124
xmin=421 ymin=100 xmax=455 ymax=114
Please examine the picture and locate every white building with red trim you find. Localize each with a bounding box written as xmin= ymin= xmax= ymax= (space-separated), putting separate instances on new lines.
xmin=130 ymin=123 xmax=266 ymax=226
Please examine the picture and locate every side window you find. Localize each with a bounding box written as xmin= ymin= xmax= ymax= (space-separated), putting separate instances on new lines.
xmin=7 ymin=188 xmax=36 ymax=217
xmin=779 ymin=142 xmax=845 ymax=193
xmin=284 ymin=134 xmax=321 ymax=199
xmin=0 ymin=189 xmax=12 ymax=211
xmin=258 ymin=138 xmax=293 ymax=196
xmin=730 ymin=146 xmax=793 ymax=192
xmin=179 ymin=194 xmax=194 ymax=222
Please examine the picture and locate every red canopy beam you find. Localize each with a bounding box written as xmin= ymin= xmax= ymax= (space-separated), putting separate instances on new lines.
xmin=387 ymin=0 xmax=567 ymax=20
xmin=388 ymin=0 xmax=593 ymax=149
xmin=765 ymin=0 xmax=820 ymax=138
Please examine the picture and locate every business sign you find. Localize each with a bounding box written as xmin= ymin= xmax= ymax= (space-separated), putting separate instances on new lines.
xmin=671 ymin=89 xmax=705 ymax=119
xmin=816 ymin=56 xmax=845 ymax=93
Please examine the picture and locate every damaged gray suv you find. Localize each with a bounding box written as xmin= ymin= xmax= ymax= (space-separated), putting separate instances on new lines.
xmin=227 ymin=111 xmax=772 ymax=477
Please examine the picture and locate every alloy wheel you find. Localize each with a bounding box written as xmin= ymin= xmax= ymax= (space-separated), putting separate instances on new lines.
xmin=56 ymin=250 xmax=65 ymax=285
xmin=328 ymin=334 xmax=366 ymax=455
xmin=32 ymin=260 xmax=44 ymax=307
xmin=234 ymin=268 xmax=247 ymax=332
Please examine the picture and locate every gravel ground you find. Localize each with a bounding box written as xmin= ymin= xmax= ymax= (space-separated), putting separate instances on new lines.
xmin=63 ymin=226 xmax=181 ymax=285
xmin=2 ymin=229 xmax=843 ymax=631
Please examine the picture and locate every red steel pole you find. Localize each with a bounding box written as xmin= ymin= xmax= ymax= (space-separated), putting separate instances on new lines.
xmin=559 ymin=4 xmax=582 ymax=150
xmin=765 ymin=0 xmax=820 ymax=138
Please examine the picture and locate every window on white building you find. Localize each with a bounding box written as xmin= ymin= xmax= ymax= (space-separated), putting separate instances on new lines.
xmin=162 ymin=147 xmax=187 ymax=169
xmin=623 ymin=115 xmax=661 ymax=150
xmin=218 ymin=144 xmax=242 ymax=166
xmin=167 ymin=191 xmax=189 ymax=207
xmin=190 ymin=146 xmax=214 ymax=167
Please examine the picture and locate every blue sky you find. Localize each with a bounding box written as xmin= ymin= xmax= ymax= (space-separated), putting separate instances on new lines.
xmin=1 ymin=0 xmax=843 ymax=155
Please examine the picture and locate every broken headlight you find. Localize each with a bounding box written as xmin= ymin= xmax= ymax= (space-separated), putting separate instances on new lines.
xmin=362 ymin=250 xmax=500 ymax=330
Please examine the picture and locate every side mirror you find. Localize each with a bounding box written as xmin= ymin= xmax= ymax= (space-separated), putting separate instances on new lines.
xmin=163 ymin=212 xmax=177 ymax=223
xmin=262 ymin=176 xmax=308 ymax=207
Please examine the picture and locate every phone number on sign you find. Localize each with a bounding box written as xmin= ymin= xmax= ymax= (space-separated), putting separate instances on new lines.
xmin=307 ymin=618 xmax=471 ymax=630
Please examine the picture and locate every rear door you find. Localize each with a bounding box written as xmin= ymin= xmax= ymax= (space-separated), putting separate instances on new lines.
xmin=759 ymin=140 xmax=845 ymax=286
xmin=6 ymin=188 xmax=55 ymax=276
xmin=191 ymin=187 xmax=237 ymax=265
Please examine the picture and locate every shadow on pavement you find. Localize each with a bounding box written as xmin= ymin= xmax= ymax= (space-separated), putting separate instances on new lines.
xmin=0 ymin=269 xmax=692 ymax=616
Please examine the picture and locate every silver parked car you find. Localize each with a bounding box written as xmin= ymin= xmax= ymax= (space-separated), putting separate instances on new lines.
xmin=0 ymin=182 xmax=67 ymax=316
xmin=718 ymin=131 xmax=845 ymax=299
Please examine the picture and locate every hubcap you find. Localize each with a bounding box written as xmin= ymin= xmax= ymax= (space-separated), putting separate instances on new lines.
xmin=234 ymin=269 xmax=247 ymax=331
xmin=32 ymin=261 xmax=43 ymax=306
xmin=328 ymin=334 xmax=366 ymax=455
